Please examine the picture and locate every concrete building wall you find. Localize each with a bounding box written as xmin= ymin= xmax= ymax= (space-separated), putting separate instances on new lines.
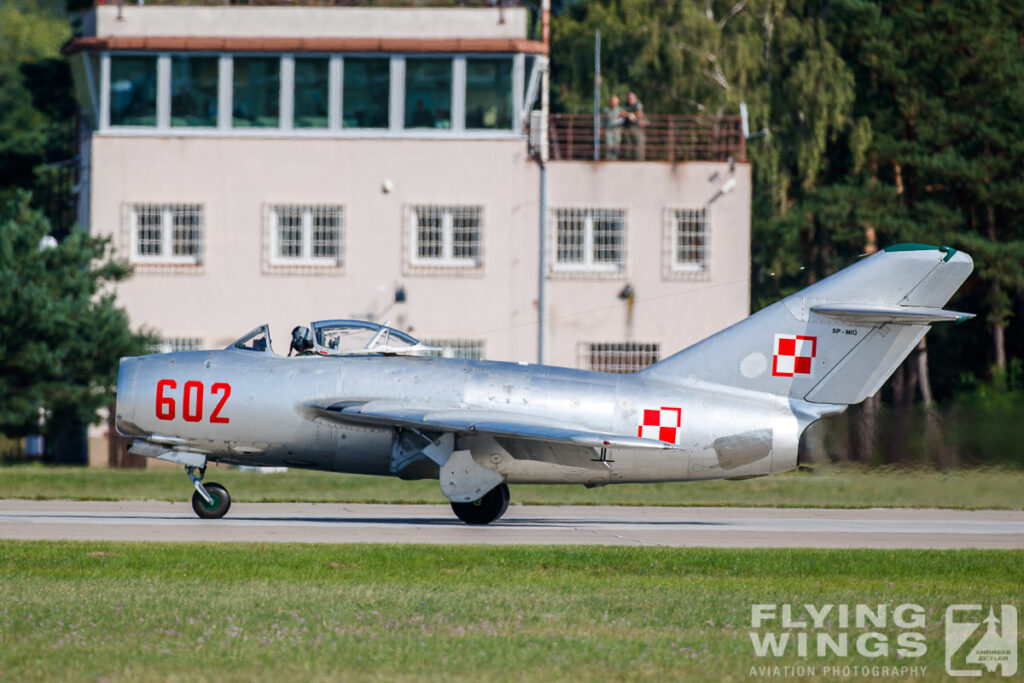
xmin=87 ymin=6 xmax=528 ymax=40
xmin=92 ymin=136 xmax=539 ymax=359
xmin=544 ymin=161 xmax=751 ymax=367
xmin=90 ymin=135 xmax=750 ymax=367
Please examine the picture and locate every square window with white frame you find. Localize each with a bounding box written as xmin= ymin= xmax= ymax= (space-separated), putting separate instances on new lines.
xmin=552 ymin=207 xmax=626 ymax=276
xmin=406 ymin=205 xmax=482 ymax=271
xmin=665 ymin=207 xmax=708 ymax=277
xmin=268 ymin=205 xmax=344 ymax=268
xmin=128 ymin=204 xmax=203 ymax=265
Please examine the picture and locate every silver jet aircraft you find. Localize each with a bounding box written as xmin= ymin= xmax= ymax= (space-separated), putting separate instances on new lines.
xmin=115 ymin=244 xmax=974 ymax=524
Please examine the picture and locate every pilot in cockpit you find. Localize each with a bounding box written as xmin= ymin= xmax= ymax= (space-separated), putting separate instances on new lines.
xmin=289 ymin=326 xmax=314 ymax=356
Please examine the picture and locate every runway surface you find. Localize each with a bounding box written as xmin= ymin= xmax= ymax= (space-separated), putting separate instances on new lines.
xmin=2 ymin=500 xmax=1023 ymax=548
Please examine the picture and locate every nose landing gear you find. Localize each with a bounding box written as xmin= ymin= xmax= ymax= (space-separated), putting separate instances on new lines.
xmin=185 ymin=465 xmax=231 ymax=519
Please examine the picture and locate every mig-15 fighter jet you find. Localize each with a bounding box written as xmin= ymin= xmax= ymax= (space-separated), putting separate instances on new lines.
xmin=115 ymin=244 xmax=973 ymax=524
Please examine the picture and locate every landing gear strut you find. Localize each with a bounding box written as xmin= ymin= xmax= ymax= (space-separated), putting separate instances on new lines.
xmin=451 ymin=482 xmax=510 ymax=525
xmin=186 ymin=465 xmax=231 ymax=520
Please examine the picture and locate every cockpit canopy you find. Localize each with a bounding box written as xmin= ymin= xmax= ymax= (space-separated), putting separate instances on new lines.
xmin=229 ymin=320 xmax=439 ymax=357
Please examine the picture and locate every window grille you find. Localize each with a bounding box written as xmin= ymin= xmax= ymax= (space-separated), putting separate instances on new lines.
xmin=268 ymin=205 xmax=344 ymax=268
xmin=583 ymin=342 xmax=659 ymax=373
xmin=552 ymin=207 xmax=625 ymax=276
xmin=149 ymin=337 xmax=203 ymax=354
xmin=136 ymin=206 xmax=162 ymax=256
xmin=172 ymin=208 xmax=202 ymax=258
xmin=422 ymin=338 xmax=485 ymax=360
xmin=129 ymin=204 xmax=203 ymax=265
xmin=663 ymin=207 xmax=708 ymax=279
xmin=405 ymin=205 xmax=482 ymax=272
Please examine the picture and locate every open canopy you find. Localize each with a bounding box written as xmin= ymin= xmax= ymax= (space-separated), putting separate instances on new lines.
xmin=228 ymin=319 xmax=439 ymax=357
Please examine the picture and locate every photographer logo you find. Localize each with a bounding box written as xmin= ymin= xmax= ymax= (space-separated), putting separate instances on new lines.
xmin=945 ymin=605 xmax=1017 ymax=677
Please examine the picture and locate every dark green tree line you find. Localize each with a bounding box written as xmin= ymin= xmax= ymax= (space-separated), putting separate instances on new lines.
xmin=551 ymin=0 xmax=1024 ymax=463
xmin=1 ymin=0 xmax=148 ymax=460
xmin=0 ymin=195 xmax=148 ymax=439
xmin=0 ymin=0 xmax=78 ymax=237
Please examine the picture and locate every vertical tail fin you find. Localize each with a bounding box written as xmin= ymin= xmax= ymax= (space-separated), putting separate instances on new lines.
xmin=639 ymin=245 xmax=974 ymax=405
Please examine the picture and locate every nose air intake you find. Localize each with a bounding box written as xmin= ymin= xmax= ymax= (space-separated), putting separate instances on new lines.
xmin=114 ymin=356 xmax=141 ymax=437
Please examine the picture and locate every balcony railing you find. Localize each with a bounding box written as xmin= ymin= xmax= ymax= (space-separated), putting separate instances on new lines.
xmin=546 ymin=114 xmax=745 ymax=163
xmin=94 ymin=0 xmax=527 ymax=6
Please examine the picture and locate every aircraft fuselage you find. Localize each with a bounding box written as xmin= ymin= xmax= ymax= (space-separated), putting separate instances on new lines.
xmin=116 ymin=349 xmax=802 ymax=485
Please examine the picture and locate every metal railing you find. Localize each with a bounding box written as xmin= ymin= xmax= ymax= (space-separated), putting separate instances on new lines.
xmin=546 ymin=114 xmax=745 ymax=163
xmin=95 ymin=0 xmax=526 ymax=6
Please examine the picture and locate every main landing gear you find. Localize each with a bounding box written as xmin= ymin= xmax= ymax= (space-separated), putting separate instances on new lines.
xmin=451 ymin=482 xmax=510 ymax=525
xmin=186 ymin=465 xmax=231 ymax=520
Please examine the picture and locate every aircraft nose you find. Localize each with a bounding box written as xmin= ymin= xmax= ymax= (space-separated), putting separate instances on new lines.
xmin=114 ymin=356 xmax=141 ymax=436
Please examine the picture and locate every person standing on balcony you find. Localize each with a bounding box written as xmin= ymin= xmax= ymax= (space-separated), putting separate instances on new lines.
xmin=601 ymin=94 xmax=624 ymax=160
xmin=622 ymin=91 xmax=646 ymax=160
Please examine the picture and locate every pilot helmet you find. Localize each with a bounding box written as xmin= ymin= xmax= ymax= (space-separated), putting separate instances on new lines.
xmin=290 ymin=325 xmax=313 ymax=354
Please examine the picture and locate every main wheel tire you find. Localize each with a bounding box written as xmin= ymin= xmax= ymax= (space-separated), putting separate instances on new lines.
xmin=451 ymin=483 xmax=509 ymax=525
xmin=191 ymin=482 xmax=231 ymax=520
xmin=496 ymin=485 xmax=511 ymax=520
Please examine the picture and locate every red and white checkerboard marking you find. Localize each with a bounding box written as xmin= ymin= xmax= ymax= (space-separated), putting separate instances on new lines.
xmin=772 ymin=334 xmax=817 ymax=377
xmin=637 ymin=406 xmax=682 ymax=444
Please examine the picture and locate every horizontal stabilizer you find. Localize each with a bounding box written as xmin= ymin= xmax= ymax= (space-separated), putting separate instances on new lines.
xmin=316 ymin=400 xmax=683 ymax=451
xmin=809 ymin=304 xmax=974 ymax=324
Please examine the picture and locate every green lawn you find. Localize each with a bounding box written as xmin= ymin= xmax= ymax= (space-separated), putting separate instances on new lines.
xmin=0 ymin=542 xmax=1019 ymax=681
xmin=1 ymin=464 xmax=1023 ymax=509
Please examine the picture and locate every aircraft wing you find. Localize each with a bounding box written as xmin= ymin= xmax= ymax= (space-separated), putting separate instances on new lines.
xmin=314 ymin=400 xmax=682 ymax=451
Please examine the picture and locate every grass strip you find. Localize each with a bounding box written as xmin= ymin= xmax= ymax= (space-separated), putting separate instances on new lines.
xmin=0 ymin=541 xmax=1020 ymax=681
xmin=1 ymin=464 xmax=1023 ymax=509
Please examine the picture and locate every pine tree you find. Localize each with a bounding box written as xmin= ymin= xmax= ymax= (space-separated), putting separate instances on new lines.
xmin=0 ymin=0 xmax=76 ymax=236
xmin=0 ymin=194 xmax=150 ymax=442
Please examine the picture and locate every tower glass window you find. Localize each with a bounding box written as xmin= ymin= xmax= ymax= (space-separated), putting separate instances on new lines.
xmin=110 ymin=56 xmax=157 ymax=126
xmin=343 ymin=58 xmax=389 ymax=128
xmin=465 ymin=58 xmax=513 ymax=130
xmin=294 ymin=57 xmax=329 ymax=128
xmin=233 ymin=57 xmax=280 ymax=128
xmin=171 ymin=56 xmax=218 ymax=127
xmin=404 ymin=58 xmax=452 ymax=129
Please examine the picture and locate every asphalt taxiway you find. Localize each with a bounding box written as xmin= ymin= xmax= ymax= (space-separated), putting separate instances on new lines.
xmin=1 ymin=500 xmax=1022 ymax=548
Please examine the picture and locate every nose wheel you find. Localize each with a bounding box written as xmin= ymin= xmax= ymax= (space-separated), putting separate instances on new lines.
xmin=451 ymin=483 xmax=510 ymax=525
xmin=186 ymin=466 xmax=231 ymax=519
